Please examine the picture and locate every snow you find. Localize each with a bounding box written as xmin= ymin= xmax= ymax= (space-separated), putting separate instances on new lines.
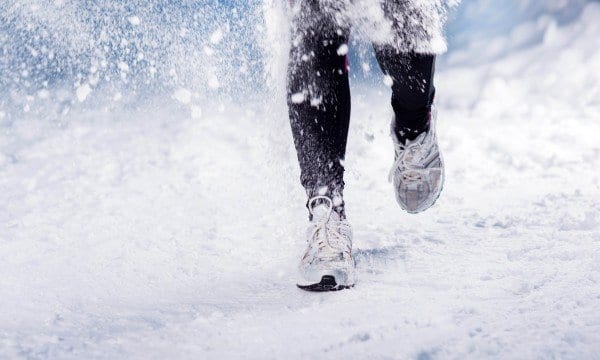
xmin=190 ymin=105 xmax=203 ymax=120
xmin=75 ymin=84 xmax=92 ymax=103
xmin=208 ymin=74 xmax=220 ymax=89
xmin=172 ymin=88 xmax=192 ymax=105
xmin=128 ymin=16 xmax=141 ymax=26
xmin=210 ymin=29 xmax=224 ymax=45
xmin=337 ymin=44 xmax=349 ymax=56
xmin=383 ymin=75 xmax=394 ymax=87
xmin=291 ymin=92 xmax=305 ymax=104
xmin=1 ymin=1 xmax=600 ymax=359
xmin=118 ymin=62 xmax=129 ymax=73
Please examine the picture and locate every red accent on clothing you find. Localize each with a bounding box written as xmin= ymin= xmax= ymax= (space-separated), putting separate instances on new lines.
xmin=344 ymin=55 xmax=349 ymax=73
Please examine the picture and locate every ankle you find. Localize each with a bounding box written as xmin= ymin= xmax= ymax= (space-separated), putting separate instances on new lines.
xmin=392 ymin=109 xmax=431 ymax=144
xmin=306 ymin=185 xmax=346 ymax=220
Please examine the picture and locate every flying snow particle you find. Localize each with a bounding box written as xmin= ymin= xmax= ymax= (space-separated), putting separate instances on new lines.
xmin=38 ymin=89 xmax=50 ymax=99
xmin=191 ymin=105 xmax=203 ymax=119
xmin=128 ymin=16 xmax=141 ymax=26
xmin=76 ymin=84 xmax=92 ymax=102
xmin=172 ymin=88 xmax=192 ymax=104
xmin=89 ymin=74 xmax=99 ymax=86
xmin=332 ymin=195 xmax=343 ymax=207
xmin=210 ymin=29 xmax=223 ymax=44
xmin=310 ymin=97 xmax=322 ymax=107
xmin=291 ymin=92 xmax=305 ymax=104
xmin=118 ymin=62 xmax=129 ymax=72
xmin=337 ymin=44 xmax=349 ymax=56
xmin=208 ymin=75 xmax=220 ymax=89
xmin=383 ymin=75 xmax=394 ymax=87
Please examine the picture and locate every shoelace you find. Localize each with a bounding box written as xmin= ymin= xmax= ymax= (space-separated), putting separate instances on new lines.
xmin=307 ymin=196 xmax=351 ymax=259
xmin=388 ymin=129 xmax=439 ymax=182
xmin=388 ymin=133 xmax=426 ymax=182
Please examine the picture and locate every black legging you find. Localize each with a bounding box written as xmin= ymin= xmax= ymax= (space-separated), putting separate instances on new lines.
xmin=287 ymin=0 xmax=436 ymax=208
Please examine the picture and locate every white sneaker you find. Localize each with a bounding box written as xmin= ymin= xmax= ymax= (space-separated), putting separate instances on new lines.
xmin=389 ymin=108 xmax=444 ymax=214
xmin=297 ymin=196 xmax=355 ymax=291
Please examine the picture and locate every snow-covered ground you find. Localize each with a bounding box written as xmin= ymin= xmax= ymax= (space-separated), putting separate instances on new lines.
xmin=2 ymin=2 xmax=600 ymax=359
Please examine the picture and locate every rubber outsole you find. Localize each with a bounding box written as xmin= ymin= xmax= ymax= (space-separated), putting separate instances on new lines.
xmin=297 ymin=275 xmax=354 ymax=292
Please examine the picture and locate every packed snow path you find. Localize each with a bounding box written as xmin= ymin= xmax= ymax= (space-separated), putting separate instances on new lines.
xmin=2 ymin=5 xmax=600 ymax=359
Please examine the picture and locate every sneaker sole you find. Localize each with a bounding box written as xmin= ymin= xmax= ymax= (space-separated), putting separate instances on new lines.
xmin=297 ymin=275 xmax=354 ymax=292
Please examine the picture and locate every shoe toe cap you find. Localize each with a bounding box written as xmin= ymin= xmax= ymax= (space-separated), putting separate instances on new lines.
xmin=394 ymin=168 xmax=443 ymax=213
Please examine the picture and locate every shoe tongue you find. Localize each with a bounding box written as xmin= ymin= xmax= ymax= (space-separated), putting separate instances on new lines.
xmin=311 ymin=204 xmax=338 ymax=222
xmin=311 ymin=204 xmax=329 ymax=218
